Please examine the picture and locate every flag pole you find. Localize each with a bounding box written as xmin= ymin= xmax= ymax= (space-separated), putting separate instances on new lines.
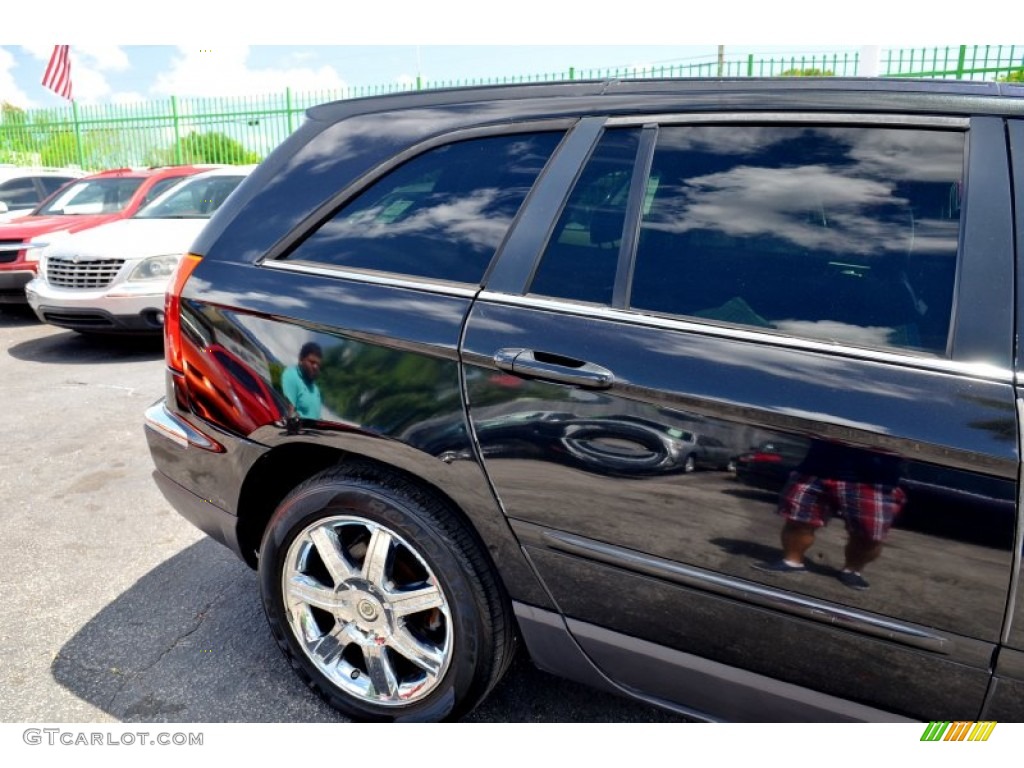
xmin=72 ymin=99 xmax=84 ymax=169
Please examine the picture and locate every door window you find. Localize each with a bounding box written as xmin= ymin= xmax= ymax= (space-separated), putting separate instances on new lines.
xmin=629 ymin=125 xmax=965 ymax=355
xmin=529 ymin=129 xmax=641 ymax=304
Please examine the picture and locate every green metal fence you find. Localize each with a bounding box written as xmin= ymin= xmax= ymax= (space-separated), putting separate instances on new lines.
xmin=2 ymin=45 xmax=1022 ymax=172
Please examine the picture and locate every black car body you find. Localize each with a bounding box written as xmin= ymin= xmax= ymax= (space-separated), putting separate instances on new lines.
xmin=735 ymin=437 xmax=812 ymax=491
xmin=145 ymin=78 xmax=1024 ymax=722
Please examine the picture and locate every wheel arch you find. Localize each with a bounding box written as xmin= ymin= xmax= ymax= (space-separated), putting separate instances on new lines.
xmin=234 ymin=440 xmax=556 ymax=613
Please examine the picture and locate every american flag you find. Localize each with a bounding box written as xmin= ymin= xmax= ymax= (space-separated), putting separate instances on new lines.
xmin=41 ymin=45 xmax=73 ymax=101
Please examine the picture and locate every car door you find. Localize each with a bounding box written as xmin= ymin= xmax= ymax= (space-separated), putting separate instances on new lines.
xmin=985 ymin=115 xmax=1024 ymax=721
xmin=462 ymin=113 xmax=1018 ymax=721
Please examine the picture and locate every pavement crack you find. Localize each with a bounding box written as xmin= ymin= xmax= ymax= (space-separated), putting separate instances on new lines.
xmin=104 ymin=581 xmax=234 ymax=712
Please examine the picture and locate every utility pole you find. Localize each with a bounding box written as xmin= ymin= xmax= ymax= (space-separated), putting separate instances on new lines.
xmin=717 ymin=45 xmax=725 ymax=76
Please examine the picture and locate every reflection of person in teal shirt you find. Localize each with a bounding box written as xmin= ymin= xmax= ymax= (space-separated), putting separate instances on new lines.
xmin=282 ymin=342 xmax=323 ymax=420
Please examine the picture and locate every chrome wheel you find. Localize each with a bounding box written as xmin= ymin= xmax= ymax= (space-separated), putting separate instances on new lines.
xmin=282 ymin=515 xmax=452 ymax=707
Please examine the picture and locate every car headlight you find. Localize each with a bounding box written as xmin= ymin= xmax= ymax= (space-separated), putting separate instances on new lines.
xmin=127 ymin=254 xmax=182 ymax=282
xmin=25 ymin=230 xmax=72 ymax=262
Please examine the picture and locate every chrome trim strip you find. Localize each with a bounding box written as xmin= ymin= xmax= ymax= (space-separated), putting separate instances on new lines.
xmin=542 ymin=530 xmax=952 ymax=654
xmin=477 ymin=291 xmax=1012 ymax=383
xmin=605 ymin=113 xmax=970 ymax=128
xmin=1005 ymin=398 xmax=1024 ymax=644
xmin=144 ymin=402 xmax=222 ymax=452
xmin=261 ymin=259 xmax=480 ymax=299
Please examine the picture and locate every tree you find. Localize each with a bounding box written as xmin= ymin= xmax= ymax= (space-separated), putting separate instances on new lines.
xmin=38 ymin=132 xmax=80 ymax=167
xmin=0 ymin=102 xmax=37 ymax=164
xmin=179 ymin=131 xmax=261 ymax=164
xmin=999 ymin=69 xmax=1024 ymax=83
xmin=780 ymin=68 xmax=834 ymax=77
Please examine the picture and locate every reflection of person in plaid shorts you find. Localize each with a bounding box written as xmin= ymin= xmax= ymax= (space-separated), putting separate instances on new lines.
xmin=755 ymin=441 xmax=906 ymax=590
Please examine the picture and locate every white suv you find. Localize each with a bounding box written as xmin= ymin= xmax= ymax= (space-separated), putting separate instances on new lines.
xmin=26 ymin=165 xmax=254 ymax=334
xmin=0 ymin=166 xmax=84 ymax=221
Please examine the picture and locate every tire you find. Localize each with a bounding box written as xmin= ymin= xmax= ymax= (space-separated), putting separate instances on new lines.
xmin=258 ymin=462 xmax=515 ymax=722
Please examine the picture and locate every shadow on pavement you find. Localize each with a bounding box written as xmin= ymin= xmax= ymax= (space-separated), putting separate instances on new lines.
xmin=53 ymin=539 xmax=685 ymax=723
xmin=0 ymin=304 xmax=41 ymax=328
xmin=7 ymin=328 xmax=163 ymax=364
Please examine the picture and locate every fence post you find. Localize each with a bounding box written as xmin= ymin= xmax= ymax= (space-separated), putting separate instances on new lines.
xmin=747 ymin=54 xmax=754 ymax=77
xmin=569 ymin=66 xmax=575 ymax=81
xmin=71 ymin=101 xmax=84 ymax=168
xmin=171 ymin=95 xmax=182 ymax=165
xmin=286 ymin=87 xmax=294 ymax=134
xmin=956 ymin=45 xmax=967 ymax=79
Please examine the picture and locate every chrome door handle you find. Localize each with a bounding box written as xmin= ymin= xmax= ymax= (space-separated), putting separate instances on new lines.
xmin=493 ymin=348 xmax=614 ymax=389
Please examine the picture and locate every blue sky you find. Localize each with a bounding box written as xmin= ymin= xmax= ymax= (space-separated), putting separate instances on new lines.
xmin=0 ymin=2 xmax=986 ymax=108
xmin=0 ymin=44 xmax=875 ymax=107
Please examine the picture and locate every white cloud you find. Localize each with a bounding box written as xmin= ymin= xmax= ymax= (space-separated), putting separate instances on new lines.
xmin=20 ymin=45 xmax=130 ymax=104
xmin=75 ymin=46 xmax=131 ymax=72
xmin=0 ymin=46 xmax=33 ymax=107
xmin=151 ymin=46 xmax=347 ymax=97
xmin=70 ymin=65 xmax=115 ymax=104
xmin=111 ymin=91 xmax=146 ymax=104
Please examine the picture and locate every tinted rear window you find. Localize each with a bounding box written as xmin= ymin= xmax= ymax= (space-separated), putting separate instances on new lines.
xmin=282 ymin=131 xmax=564 ymax=284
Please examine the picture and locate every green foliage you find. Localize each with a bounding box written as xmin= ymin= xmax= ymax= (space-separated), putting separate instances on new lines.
xmin=2 ymin=102 xmax=28 ymax=127
xmin=780 ymin=68 xmax=834 ymax=77
xmin=999 ymin=69 xmax=1024 ymax=82
xmin=1 ymin=102 xmax=37 ymax=163
xmin=318 ymin=343 xmax=462 ymax=433
xmin=179 ymin=131 xmax=261 ymax=165
xmin=142 ymin=145 xmax=176 ymax=167
xmin=38 ymin=132 xmax=79 ymax=167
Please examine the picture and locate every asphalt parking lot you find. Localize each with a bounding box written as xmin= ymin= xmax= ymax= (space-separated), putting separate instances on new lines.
xmin=0 ymin=306 xmax=683 ymax=723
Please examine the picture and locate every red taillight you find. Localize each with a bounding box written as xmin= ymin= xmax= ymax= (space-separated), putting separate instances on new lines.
xmin=164 ymin=253 xmax=203 ymax=372
xmin=747 ymin=452 xmax=783 ymax=463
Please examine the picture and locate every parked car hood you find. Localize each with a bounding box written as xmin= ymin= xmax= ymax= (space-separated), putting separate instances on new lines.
xmin=44 ymin=218 xmax=211 ymax=261
xmin=0 ymin=214 xmax=120 ymax=239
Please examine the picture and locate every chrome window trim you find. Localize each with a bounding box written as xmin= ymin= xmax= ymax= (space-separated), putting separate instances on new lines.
xmin=477 ymin=290 xmax=1012 ymax=383
xmin=542 ymin=530 xmax=952 ymax=655
xmin=604 ymin=113 xmax=970 ymax=128
xmin=262 ymin=259 xmax=481 ymax=299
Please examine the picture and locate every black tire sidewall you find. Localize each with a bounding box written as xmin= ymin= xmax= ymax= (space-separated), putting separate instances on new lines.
xmin=259 ymin=478 xmax=491 ymax=722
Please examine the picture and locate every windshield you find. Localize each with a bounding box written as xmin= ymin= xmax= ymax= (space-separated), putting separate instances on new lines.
xmin=134 ymin=175 xmax=246 ymax=219
xmin=35 ymin=178 xmax=145 ymax=216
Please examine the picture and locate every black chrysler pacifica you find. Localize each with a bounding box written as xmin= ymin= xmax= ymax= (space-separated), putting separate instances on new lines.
xmin=145 ymin=77 xmax=1024 ymax=722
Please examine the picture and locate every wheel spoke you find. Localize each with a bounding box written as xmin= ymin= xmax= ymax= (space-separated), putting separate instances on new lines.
xmin=310 ymin=624 xmax=351 ymax=667
xmin=309 ymin=526 xmax=358 ymax=585
xmin=286 ymin=574 xmax=348 ymax=615
xmin=362 ymin=527 xmax=393 ymax=588
xmin=388 ymin=583 xmax=445 ymax=618
xmin=388 ymin=625 xmax=445 ymax=676
xmin=363 ymin=643 xmax=399 ymax=699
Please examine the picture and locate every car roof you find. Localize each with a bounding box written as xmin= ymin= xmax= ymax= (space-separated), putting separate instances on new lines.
xmin=180 ymin=164 xmax=258 ymax=179
xmin=306 ymin=77 xmax=1024 ymax=124
xmin=77 ymin=165 xmax=214 ymax=180
xmin=0 ymin=166 xmax=85 ymax=180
